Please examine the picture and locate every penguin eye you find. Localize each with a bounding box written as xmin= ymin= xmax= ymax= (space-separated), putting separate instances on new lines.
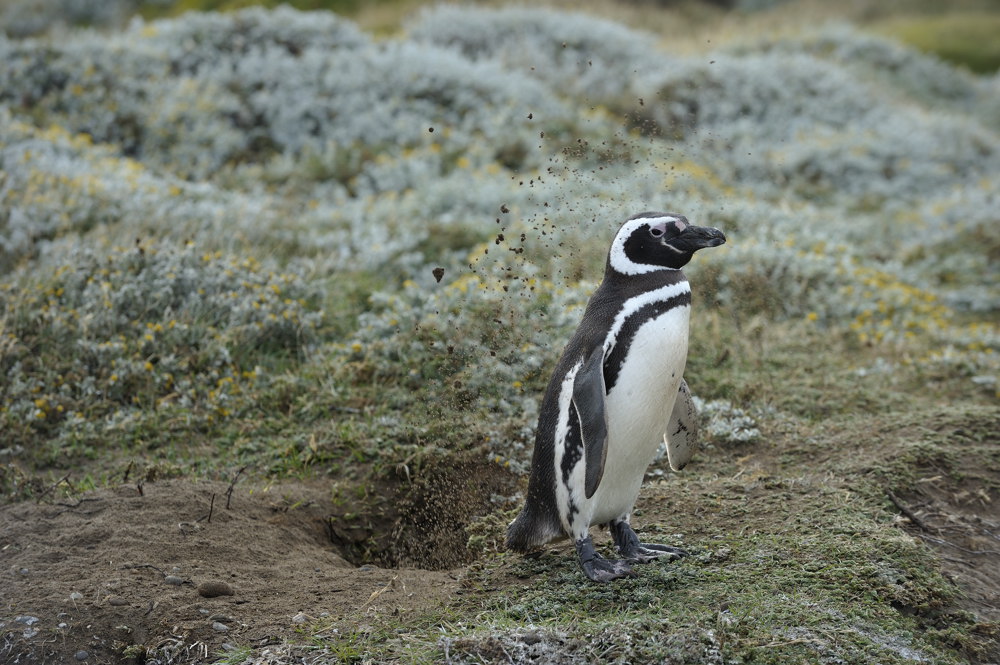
xmin=649 ymin=226 xmax=664 ymax=238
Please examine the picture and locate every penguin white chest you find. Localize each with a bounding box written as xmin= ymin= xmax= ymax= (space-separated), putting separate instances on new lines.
xmin=591 ymin=305 xmax=690 ymax=524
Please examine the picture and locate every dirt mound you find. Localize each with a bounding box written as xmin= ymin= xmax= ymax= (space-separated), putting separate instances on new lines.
xmin=0 ymin=476 xmax=475 ymax=663
xmin=882 ymin=411 xmax=1000 ymax=627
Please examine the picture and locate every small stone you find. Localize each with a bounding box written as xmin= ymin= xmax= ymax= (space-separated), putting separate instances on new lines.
xmin=291 ymin=612 xmax=309 ymax=625
xmin=197 ymin=581 xmax=234 ymax=598
xmin=14 ymin=616 xmax=39 ymax=626
xmin=74 ymin=650 xmax=89 ymax=661
xmin=69 ymin=592 xmax=83 ymax=601
xmin=211 ymin=621 xmax=229 ymax=633
xmin=108 ymin=596 xmax=128 ymax=607
xmin=164 ymin=575 xmax=184 ymax=586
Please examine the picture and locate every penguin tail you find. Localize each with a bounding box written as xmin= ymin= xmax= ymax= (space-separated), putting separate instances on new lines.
xmin=505 ymin=510 xmax=534 ymax=552
xmin=506 ymin=506 xmax=560 ymax=553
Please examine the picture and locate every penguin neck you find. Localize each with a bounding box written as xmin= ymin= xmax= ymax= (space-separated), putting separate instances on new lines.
xmin=591 ymin=263 xmax=690 ymax=314
xmin=603 ymin=261 xmax=689 ymax=291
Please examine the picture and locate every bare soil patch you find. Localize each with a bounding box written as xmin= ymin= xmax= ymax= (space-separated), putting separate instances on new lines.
xmin=894 ymin=477 xmax=1000 ymax=619
xmin=0 ymin=472 xmax=495 ymax=664
xmin=883 ymin=413 xmax=1000 ymax=630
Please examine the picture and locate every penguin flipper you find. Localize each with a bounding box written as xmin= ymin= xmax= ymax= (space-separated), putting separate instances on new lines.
xmin=665 ymin=378 xmax=699 ymax=472
xmin=572 ymin=350 xmax=609 ymax=499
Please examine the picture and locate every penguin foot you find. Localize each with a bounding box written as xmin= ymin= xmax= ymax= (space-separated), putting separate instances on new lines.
xmin=575 ymin=536 xmax=636 ymax=582
xmin=610 ymin=520 xmax=688 ymax=564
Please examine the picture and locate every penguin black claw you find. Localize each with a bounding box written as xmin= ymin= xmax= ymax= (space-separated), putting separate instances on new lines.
xmin=575 ymin=536 xmax=636 ymax=583
xmin=624 ymin=543 xmax=689 ymax=564
xmin=610 ymin=520 xmax=688 ymax=564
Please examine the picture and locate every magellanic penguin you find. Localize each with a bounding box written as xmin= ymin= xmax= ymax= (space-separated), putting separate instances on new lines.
xmin=507 ymin=212 xmax=726 ymax=582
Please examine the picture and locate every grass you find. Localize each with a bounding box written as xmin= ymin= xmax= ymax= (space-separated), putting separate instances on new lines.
xmin=170 ymin=313 xmax=993 ymax=663
xmin=280 ymin=404 xmax=997 ymax=664
xmin=873 ymin=12 xmax=1000 ymax=73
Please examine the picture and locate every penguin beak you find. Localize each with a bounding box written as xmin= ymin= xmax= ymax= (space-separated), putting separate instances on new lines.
xmin=676 ymin=225 xmax=727 ymax=251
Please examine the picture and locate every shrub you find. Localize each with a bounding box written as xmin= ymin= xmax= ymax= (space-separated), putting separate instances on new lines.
xmin=337 ymin=251 xmax=592 ymax=418
xmin=407 ymin=5 xmax=664 ymax=101
xmin=636 ymin=51 xmax=1000 ymax=207
xmin=0 ymin=239 xmax=322 ymax=445
xmin=740 ymin=25 xmax=1000 ymax=130
xmin=0 ymin=0 xmax=138 ymax=37
xmin=1 ymin=9 xmax=573 ymax=179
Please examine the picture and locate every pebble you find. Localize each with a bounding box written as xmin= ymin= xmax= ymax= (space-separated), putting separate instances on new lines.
xmin=211 ymin=621 xmax=229 ymax=633
xmin=291 ymin=612 xmax=309 ymax=625
xmin=108 ymin=596 xmax=128 ymax=607
xmin=74 ymin=650 xmax=89 ymax=661
xmin=164 ymin=575 xmax=184 ymax=586
xmin=14 ymin=616 xmax=39 ymax=626
xmin=198 ymin=580 xmax=234 ymax=598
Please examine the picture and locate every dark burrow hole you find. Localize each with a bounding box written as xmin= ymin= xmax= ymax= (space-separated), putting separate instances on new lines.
xmin=324 ymin=452 xmax=519 ymax=570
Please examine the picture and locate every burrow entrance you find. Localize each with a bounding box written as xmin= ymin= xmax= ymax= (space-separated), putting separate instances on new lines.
xmin=324 ymin=451 xmax=520 ymax=570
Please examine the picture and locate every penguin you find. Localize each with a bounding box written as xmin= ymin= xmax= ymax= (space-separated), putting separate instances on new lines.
xmin=506 ymin=211 xmax=726 ymax=582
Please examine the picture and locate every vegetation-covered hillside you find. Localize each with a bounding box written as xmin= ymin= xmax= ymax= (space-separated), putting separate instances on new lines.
xmin=1 ymin=2 xmax=998 ymax=663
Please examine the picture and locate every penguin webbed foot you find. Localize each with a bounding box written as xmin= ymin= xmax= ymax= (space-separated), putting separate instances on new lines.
xmin=575 ymin=536 xmax=636 ymax=582
xmin=610 ymin=520 xmax=688 ymax=564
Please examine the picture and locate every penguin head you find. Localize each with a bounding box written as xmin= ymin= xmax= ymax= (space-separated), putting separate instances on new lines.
xmin=608 ymin=212 xmax=726 ymax=275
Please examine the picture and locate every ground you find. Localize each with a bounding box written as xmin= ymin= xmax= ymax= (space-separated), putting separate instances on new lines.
xmin=2 ymin=406 xmax=997 ymax=664
xmin=1 ymin=1 xmax=999 ymax=663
